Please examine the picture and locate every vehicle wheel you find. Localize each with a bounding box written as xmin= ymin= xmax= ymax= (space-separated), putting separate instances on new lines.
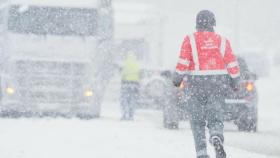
xmin=237 ymin=119 xmax=257 ymax=132
xmin=0 ymin=111 xmax=8 ymax=118
xmin=77 ymin=112 xmax=100 ymax=120
xmin=22 ymin=112 xmax=33 ymax=118
xmin=163 ymin=106 xmax=179 ymax=128
xmin=236 ymin=115 xmax=258 ymax=132
xmin=163 ymin=108 xmax=179 ymax=130
xmin=0 ymin=110 xmax=22 ymax=118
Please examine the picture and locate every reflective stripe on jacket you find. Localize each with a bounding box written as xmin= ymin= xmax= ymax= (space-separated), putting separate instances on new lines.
xmin=175 ymin=32 xmax=240 ymax=78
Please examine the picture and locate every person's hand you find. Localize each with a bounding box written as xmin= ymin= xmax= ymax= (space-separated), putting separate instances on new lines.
xmin=173 ymin=73 xmax=183 ymax=87
xmin=173 ymin=79 xmax=182 ymax=87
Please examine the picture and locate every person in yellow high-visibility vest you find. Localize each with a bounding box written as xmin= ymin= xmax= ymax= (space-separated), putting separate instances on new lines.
xmin=120 ymin=52 xmax=140 ymax=120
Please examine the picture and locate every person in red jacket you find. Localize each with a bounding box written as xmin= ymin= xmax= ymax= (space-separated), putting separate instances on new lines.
xmin=173 ymin=10 xmax=240 ymax=158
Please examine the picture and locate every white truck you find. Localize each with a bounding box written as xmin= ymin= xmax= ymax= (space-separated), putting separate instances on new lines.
xmin=0 ymin=0 xmax=114 ymax=118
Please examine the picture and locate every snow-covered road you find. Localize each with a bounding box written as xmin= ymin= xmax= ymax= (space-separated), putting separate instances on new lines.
xmin=0 ymin=73 xmax=280 ymax=158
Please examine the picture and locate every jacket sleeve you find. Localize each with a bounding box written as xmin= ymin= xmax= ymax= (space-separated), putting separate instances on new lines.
xmin=175 ymin=36 xmax=193 ymax=75
xmin=223 ymin=39 xmax=240 ymax=79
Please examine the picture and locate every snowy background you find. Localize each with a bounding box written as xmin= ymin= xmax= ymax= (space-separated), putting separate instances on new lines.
xmin=0 ymin=0 xmax=280 ymax=158
xmin=131 ymin=0 xmax=280 ymax=69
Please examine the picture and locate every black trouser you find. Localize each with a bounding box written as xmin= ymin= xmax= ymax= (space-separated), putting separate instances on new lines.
xmin=186 ymin=75 xmax=230 ymax=158
xmin=120 ymin=81 xmax=139 ymax=120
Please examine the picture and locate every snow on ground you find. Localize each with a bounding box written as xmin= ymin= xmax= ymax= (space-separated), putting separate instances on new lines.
xmin=0 ymin=108 xmax=277 ymax=158
xmin=0 ymin=68 xmax=280 ymax=158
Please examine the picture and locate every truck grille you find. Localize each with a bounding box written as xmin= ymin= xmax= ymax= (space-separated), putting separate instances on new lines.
xmin=18 ymin=89 xmax=76 ymax=103
xmin=13 ymin=60 xmax=90 ymax=103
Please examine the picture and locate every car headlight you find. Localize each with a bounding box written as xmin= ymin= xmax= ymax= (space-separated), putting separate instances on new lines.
xmin=84 ymin=90 xmax=93 ymax=97
xmin=6 ymin=87 xmax=15 ymax=95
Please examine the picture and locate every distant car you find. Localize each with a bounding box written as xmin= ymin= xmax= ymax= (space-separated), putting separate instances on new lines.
xmin=224 ymin=57 xmax=258 ymax=132
xmin=163 ymin=57 xmax=259 ymax=132
xmin=138 ymin=69 xmax=173 ymax=109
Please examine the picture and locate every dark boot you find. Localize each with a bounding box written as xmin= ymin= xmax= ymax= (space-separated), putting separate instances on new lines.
xmin=211 ymin=136 xmax=226 ymax=158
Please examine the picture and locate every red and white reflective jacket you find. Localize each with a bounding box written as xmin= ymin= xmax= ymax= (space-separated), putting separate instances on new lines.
xmin=176 ymin=32 xmax=240 ymax=78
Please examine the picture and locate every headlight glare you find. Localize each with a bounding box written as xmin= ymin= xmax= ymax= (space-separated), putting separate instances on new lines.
xmin=6 ymin=87 xmax=15 ymax=95
xmin=84 ymin=90 xmax=93 ymax=97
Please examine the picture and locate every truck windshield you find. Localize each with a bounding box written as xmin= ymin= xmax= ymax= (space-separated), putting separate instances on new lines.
xmin=7 ymin=5 xmax=98 ymax=36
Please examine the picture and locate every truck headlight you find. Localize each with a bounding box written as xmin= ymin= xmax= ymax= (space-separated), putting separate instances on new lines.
xmin=84 ymin=90 xmax=93 ymax=97
xmin=6 ymin=87 xmax=15 ymax=95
